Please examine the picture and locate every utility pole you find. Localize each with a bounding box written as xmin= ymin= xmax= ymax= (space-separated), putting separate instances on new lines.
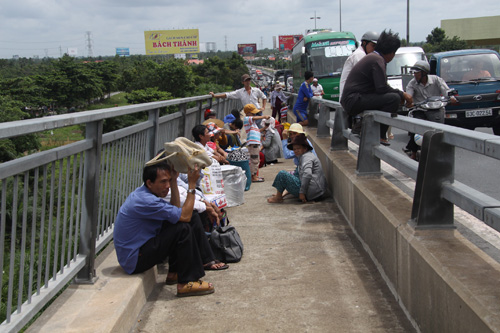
xmin=406 ymin=0 xmax=410 ymax=43
xmin=86 ymin=31 xmax=93 ymax=58
xmin=224 ymin=35 xmax=228 ymax=52
xmin=339 ymin=0 xmax=342 ymax=31
xmin=310 ymin=11 xmax=321 ymax=30
xmin=260 ymin=36 xmax=263 ymax=51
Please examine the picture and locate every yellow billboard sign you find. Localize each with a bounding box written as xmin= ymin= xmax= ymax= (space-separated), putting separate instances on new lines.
xmin=144 ymin=29 xmax=199 ymax=55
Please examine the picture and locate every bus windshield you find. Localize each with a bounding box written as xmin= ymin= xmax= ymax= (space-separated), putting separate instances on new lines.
xmin=307 ymin=39 xmax=356 ymax=77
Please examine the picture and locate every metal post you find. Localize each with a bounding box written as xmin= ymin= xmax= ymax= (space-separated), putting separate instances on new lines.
xmin=179 ymin=102 xmax=187 ymax=138
xmin=308 ymin=100 xmax=318 ymax=128
xmin=410 ymin=130 xmax=455 ymax=229
xmin=75 ymin=120 xmax=102 ymax=284
xmin=146 ymin=108 xmax=160 ymax=161
xmin=331 ymin=106 xmax=348 ymax=150
xmin=356 ymin=112 xmax=382 ymax=176
xmin=317 ymin=104 xmax=331 ymax=137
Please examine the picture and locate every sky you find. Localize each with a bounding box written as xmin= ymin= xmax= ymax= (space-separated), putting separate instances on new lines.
xmin=0 ymin=0 xmax=498 ymax=59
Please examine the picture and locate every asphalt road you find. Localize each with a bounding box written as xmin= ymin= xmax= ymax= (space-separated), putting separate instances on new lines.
xmin=386 ymin=126 xmax=499 ymax=201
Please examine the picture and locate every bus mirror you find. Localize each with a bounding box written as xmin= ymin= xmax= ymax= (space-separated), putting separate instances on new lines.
xmin=301 ymin=54 xmax=306 ymax=67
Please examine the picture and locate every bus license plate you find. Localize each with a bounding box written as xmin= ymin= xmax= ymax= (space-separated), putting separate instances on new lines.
xmin=465 ymin=109 xmax=493 ymax=118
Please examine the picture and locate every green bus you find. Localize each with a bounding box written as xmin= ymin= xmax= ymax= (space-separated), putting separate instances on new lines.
xmin=291 ymin=30 xmax=357 ymax=101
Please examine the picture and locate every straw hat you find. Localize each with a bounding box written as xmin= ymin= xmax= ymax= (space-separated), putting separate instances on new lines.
xmin=202 ymin=118 xmax=224 ymax=128
xmin=288 ymin=123 xmax=305 ymax=134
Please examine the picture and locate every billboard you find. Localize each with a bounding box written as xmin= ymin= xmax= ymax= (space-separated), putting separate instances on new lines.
xmin=278 ymin=35 xmax=303 ymax=51
xmin=67 ymin=48 xmax=78 ymax=57
xmin=237 ymin=43 xmax=257 ymax=55
xmin=144 ymin=29 xmax=199 ymax=55
xmin=116 ymin=47 xmax=130 ymax=56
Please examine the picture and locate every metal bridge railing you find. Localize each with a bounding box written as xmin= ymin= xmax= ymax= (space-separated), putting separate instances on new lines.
xmin=0 ymin=95 xmax=241 ymax=332
xmin=308 ymin=98 xmax=500 ymax=232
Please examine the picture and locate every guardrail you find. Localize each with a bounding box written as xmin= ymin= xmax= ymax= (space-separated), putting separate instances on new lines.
xmin=0 ymin=95 xmax=241 ymax=332
xmin=310 ymin=98 xmax=500 ymax=231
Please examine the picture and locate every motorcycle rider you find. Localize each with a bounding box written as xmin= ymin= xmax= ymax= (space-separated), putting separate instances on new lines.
xmin=404 ymin=60 xmax=456 ymax=160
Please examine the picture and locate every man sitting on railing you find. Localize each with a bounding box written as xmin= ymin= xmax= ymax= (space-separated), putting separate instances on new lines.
xmin=340 ymin=30 xmax=412 ymax=146
xmin=113 ymin=162 xmax=217 ymax=298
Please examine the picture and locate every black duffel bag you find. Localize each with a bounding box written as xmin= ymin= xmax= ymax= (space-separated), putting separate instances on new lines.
xmin=209 ymin=225 xmax=243 ymax=263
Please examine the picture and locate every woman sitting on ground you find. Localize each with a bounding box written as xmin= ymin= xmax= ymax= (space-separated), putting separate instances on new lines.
xmin=267 ymin=133 xmax=327 ymax=203
xmin=261 ymin=117 xmax=283 ymax=165
xmin=282 ymin=123 xmax=316 ymax=166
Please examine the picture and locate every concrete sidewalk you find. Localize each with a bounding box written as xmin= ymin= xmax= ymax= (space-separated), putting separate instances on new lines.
xmin=132 ymin=159 xmax=414 ymax=332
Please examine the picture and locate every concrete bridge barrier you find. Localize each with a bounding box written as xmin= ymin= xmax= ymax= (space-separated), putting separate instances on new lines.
xmin=307 ymin=127 xmax=500 ymax=332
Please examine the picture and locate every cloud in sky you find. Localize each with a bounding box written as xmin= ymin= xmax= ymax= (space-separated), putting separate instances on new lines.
xmin=0 ymin=0 xmax=498 ymax=58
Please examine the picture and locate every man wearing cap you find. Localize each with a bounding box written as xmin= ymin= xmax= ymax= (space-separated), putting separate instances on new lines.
xmin=210 ymin=74 xmax=267 ymax=112
xmin=311 ymin=79 xmax=324 ymax=98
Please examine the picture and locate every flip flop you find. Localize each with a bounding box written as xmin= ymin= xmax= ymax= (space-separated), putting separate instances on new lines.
xmin=204 ymin=260 xmax=229 ymax=271
xmin=177 ymin=280 xmax=214 ymax=297
xmin=252 ymin=177 xmax=265 ymax=183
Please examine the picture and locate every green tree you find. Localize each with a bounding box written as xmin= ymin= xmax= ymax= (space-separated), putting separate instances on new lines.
xmin=423 ymin=27 xmax=471 ymax=53
xmin=426 ymin=27 xmax=447 ymax=45
xmin=155 ymin=59 xmax=196 ymax=97
xmin=125 ymin=87 xmax=172 ymax=104
xmin=0 ymin=76 xmax=51 ymax=108
xmin=0 ymin=95 xmax=40 ymax=161
xmin=46 ymin=55 xmax=104 ymax=109
xmin=91 ymin=61 xmax=119 ymax=98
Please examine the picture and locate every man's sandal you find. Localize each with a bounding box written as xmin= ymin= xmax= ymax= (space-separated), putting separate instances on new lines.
xmin=177 ymin=280 xmax=214 ymax=297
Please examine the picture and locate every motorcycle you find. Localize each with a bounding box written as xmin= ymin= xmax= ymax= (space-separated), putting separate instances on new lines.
xmin=403 ymin=90 xmax=457 ymax=161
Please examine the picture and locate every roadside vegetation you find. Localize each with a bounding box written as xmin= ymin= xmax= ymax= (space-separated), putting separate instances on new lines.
xmin=0 ymin=51 xmax=248 ymax=162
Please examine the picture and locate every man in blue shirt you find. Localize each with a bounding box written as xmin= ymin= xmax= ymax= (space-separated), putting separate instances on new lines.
xmin=293 ymin=71 xmax=314 ymax=126
xmin=114 ymin=161 xmax=217 ymax=297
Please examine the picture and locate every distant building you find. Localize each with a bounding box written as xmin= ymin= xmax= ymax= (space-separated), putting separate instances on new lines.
xmin=205 ymin=42 xmax=217 ymax=52
xmin=441 ymin=15 xmax=500 ymax=51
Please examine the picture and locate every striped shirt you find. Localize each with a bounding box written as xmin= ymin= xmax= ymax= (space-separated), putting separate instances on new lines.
xmin=243 ymin=116 xmax=261 ymax=145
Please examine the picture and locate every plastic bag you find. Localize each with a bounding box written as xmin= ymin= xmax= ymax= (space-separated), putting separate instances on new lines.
xmin=220 ymin=165 xmax=246 ymax=207
xmin=200 ymin=158 xmax=228 ymax=208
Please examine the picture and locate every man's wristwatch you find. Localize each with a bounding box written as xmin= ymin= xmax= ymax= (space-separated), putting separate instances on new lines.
xmin=187 ymin=188 xmax=196 ymax=195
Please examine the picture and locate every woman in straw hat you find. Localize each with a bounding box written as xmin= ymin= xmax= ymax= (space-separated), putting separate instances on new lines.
xmin=268 ymin=133 xmax=327 ymax=203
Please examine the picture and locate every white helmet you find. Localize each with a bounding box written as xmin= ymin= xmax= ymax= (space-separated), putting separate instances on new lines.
xmin=361 ymin=31 xmax=380 ymax=44
xmin=411 ymin=60 xmax=430 ymax=74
